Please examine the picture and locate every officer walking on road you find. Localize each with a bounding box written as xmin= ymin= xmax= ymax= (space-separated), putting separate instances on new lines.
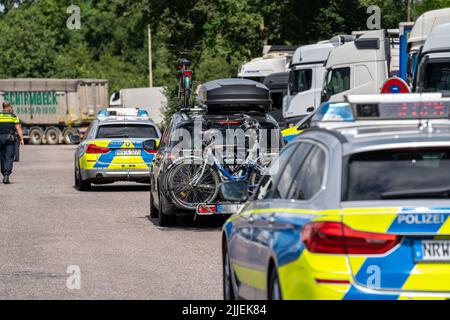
xmin=0 ymin=102 xmax=24 ymax=184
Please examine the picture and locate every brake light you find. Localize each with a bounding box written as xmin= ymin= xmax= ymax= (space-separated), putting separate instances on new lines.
xmin=197 ymin=204 xmax=217 ymax=215
xmin=302 ymin=222 xmax=400 ymax=255
xmin=86 ymin=144 xmax=111 ymax=154
xmin=144 ymin=147 xmax=157 ymax=154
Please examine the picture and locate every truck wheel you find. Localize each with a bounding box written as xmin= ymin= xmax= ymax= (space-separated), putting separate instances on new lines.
xmin=29 ymin=127 xmax=44 ymax=145
xmin=45 ymin=127 xmax=61 ymax=145
xmin=158 ymin=190 xmax=177 ymax=227
xmin=75 ymin=168 xmax=91 ymax=191
xmin=63 ymin=128 xmax=79 ymax=145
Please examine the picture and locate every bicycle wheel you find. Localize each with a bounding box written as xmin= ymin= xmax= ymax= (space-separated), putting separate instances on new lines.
xmin=168 ymin=163 xmax=220 ymax=210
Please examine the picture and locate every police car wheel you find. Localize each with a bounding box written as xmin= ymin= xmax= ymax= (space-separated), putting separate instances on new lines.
xmin=75 ymin=168 xmax=91 ymax=192
xmin=269 ymin=268 xmax=282 ymax=300
xmin=158 ymin=190 xmax=177 ymax=227
xmin=223 ymin=246 xmax=238 ymax=300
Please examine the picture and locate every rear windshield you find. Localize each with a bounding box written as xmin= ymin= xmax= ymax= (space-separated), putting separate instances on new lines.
xmin=96 ymin=124 xmax=158 ymax=139
xmin=345 ymin=147 xmax=450 ymax=201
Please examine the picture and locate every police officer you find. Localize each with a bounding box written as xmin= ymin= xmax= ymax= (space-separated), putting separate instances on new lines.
xmin=0 ymin=102 xmax=24 ymax=184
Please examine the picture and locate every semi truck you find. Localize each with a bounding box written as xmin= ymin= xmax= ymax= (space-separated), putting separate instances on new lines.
xmin=0 ymin=78 xmax=109 ymax=145
xmin=109 ymin=87 xmax=166 ymax=125
xmin=321 ymin=30 xmax=393 ymax=103
xmin=406 ymin=8 xmax=450 ymax=83
xmin=282 ymin=35 xmax=354 ymax=125
xmin=414 ymin=22 xmax=450 ymax=94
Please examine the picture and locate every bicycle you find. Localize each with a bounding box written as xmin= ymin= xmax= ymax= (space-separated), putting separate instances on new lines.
xmin=166 ymin=127 xmax=278 ymax=211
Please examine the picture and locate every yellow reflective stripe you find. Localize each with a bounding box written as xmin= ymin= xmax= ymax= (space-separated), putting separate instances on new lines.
xmin=0 ymin=113 xmax=19 ymax=123
xmin=228 ymin=208 xmax=340 ymax=223
xmin=232 ymin=263 xmax=266 ymax=291
xmin=281 ymin=126 xmax=300 ymax=137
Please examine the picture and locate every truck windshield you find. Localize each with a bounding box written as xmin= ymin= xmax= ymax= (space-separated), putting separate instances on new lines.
xmin=423 ymin=61 xmax=450 ymax=93
xmin=322 ymin=67 xmax=350 ymax=102
xmin=96 ymin=124 xmax=158 ymax=139
xmin=290 ymin=69 xmax=312 ymax=94
xmin=344 ymin=147 xmax=450 ymax=201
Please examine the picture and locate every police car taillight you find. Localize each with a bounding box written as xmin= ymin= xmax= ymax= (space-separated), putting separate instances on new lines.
xmin=86 ymin=144 xmax=111 ymax=154
xmin=302 ymin=222 xmax=400 ymax=255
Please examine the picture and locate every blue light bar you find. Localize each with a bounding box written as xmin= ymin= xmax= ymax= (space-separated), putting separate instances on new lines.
xmin=313 ymin=102 xmax=354 ymax=122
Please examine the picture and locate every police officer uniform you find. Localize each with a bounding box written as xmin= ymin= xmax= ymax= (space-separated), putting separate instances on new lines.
xmin=0 ymin=110 xmax=20 ymax=184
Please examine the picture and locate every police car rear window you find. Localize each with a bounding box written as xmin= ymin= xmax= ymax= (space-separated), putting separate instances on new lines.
xmin=345 ymin=147 xmax=450 ymax=201
xmin=96 ymin=124 xmax=158 ymax=139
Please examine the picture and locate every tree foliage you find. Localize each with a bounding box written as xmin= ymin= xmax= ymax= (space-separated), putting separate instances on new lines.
xmin=0 ymin=0 xmax=448 ymax=120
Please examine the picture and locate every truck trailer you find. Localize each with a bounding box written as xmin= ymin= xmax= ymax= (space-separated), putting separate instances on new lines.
xmin=0 ymin=78 xmax=109 ymax=145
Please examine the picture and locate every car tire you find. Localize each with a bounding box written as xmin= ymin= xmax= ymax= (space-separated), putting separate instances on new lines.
xmin=223 ymin=245 xmax=238 ymax=300
xmin=75 ymin=167 xmax=91 ymax=192
xmin=158 ymin=190 xmax=177 ymax=227
xmin=268 ymin=267 xmax=282 ymax=300
xmin=149 ymin=185 xmax=159 ymax=218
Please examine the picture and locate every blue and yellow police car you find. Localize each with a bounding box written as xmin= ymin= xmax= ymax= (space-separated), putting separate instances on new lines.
xmin=222 ymin=94 xmax=450 ymax=300
xmin=72 ymin=108 xmax=161 ymax=191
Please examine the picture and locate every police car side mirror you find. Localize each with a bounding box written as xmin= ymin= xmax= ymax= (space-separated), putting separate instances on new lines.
xmin=143 ymin=139 xmax=158 ymax=153
xmin=69 ymin=134 xmax=81 ymax=145
xmin=220 ymin=181 xmax=249 ymax=203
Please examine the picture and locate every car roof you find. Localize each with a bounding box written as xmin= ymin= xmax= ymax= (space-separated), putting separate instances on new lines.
xmin=298 ymin=124 xmax=450 ymax=156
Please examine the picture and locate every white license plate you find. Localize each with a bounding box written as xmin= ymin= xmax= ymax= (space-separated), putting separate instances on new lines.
xmin=117 ymin=149 xmax=141 ymax=156
xmin=414 ymin=240 xmax=450 ymax=262
xmin=217 ymin=204 xmax=240 ymax=214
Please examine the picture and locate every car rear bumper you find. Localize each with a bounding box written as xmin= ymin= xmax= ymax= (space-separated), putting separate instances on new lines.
xmin=81 ymin=168 xmax=150 ymax=184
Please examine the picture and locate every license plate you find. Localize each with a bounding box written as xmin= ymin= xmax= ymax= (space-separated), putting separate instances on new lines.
xmin=117 ymin=149 xmax=141 ymax=156
xmin=217 ymin=204 xmax=240 ymax=214
xmin=414 ymin=240 xmax=450 ymax=262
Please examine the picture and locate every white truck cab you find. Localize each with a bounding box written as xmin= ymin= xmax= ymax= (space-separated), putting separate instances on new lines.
xmin=283 ymin=35 xmax=353 ymax=125
xmin=414 ymin=22 xmax=450 ymax=94
xmin=407 ymin=8 xmax=450 ymax=82
xmin=238 ymin=46 xmax=297 ymax=83
xmin=321 ymin=30 xmax=390 ymax=103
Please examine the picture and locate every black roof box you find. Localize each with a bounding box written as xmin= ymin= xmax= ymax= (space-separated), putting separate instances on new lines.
xmin=197 ymin=78 xmax=271 ymax=113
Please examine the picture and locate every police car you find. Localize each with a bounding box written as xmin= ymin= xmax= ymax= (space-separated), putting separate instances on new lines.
xmin=72 ymin=108 xmax=161 ymax=191
xmin=282 ymin=93 xmax=450 ymax=143
xmin=221 ymin=94 xmax=450 ymax=300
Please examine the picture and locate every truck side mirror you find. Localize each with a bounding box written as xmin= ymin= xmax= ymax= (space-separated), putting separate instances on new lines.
xmin=69 ymin=134 xmax=81 ymax=145
xmin=220 ymin=181 xmax=249 ymax=202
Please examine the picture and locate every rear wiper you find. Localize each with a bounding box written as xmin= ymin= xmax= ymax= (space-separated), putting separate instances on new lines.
xmin=108 ymin=135 xmax=129 ymax=139
xmin=381 ymin=187 xmax=450 ymax=199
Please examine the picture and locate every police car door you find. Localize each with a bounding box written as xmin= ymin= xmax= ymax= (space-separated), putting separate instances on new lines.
xmin=249 ymin=142 xmax=306 ymax=299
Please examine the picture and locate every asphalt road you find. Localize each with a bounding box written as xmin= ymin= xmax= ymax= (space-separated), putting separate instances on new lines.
xmin=0 ymin=146 xmax=223 ymax=300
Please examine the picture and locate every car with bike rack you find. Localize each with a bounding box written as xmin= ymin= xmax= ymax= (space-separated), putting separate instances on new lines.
xmin=149 ymin=78 xmax=281 ymax=226
xmin=222 ymin=93 xmax=450 ymax=300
